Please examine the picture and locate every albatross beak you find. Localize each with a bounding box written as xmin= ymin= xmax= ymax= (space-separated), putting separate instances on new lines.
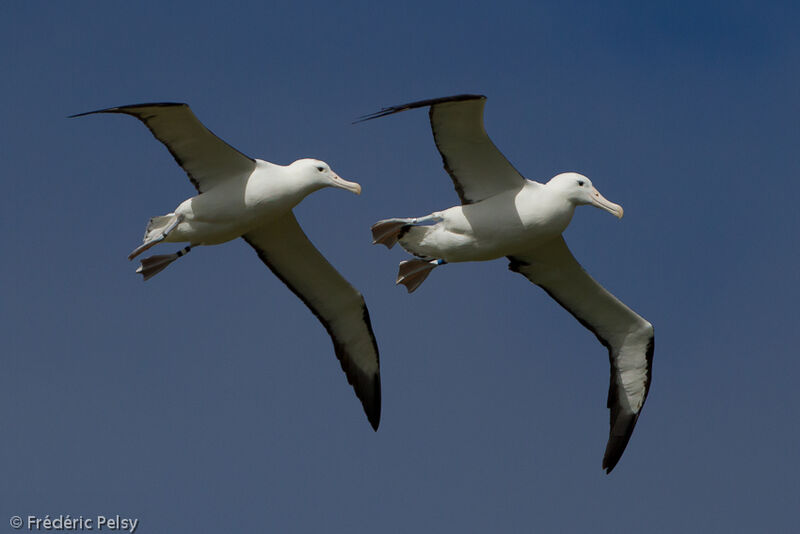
xmin=590 ymin=187 xmax=624 ymax=219
xmin=331 ymin=173 xmax=362 ymax=195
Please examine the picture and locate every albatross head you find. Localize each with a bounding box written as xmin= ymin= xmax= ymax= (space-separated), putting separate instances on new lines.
xmin=548 ymin=172 xmax=624 ymax=219
xmin=293 ymin=159 xmax=362 ymax=195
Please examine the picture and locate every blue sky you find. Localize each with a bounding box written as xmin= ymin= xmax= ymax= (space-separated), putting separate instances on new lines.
xmin=2 ymin=1 xmax=799 ymax=532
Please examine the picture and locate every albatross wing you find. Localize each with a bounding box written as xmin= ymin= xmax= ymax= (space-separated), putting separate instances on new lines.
xmin=243 ymin=213 xmax=381 ymax=430
xmin=358 ymin=95 xmax=526 ymax=204
xmin=508 ymin=237 xmax=654 ymax=473
xmin=70 ymin=103 xmax=256 ymax=193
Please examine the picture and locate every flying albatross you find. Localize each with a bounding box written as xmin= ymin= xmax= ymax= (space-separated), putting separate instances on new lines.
xmin=71 ymin=103 xmax=381 ymax=430
xmin=360 ymin=94 xmax=653 ymax=472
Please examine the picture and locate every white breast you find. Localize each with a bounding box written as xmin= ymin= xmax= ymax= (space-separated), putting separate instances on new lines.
xmin=425 ymin=182 xmax=574 ymax=261
xmin=169 ymin=161 xmax=312 ymax=245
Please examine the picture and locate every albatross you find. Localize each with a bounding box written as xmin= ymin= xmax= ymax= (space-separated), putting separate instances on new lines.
xmin=360 ymin=94 xmax=653 ymax=472
xmin=71 ymin=103 xmax=381 ymax=430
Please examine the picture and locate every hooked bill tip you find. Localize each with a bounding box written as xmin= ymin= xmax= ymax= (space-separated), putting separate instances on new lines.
xmin=333 ymin=173 xmax=362 ymax=195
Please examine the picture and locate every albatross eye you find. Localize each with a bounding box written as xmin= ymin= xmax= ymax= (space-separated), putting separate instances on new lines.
xmin=577 ymin=180 xmax=585 ymax=186
xmin=316 ymin=166 xmax=324 ymax=172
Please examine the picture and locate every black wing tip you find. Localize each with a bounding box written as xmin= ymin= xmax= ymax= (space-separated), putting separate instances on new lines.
xmin=350 ymin=367 xmax=381 ymax=431
xmin=366 ymin=372 xmax=382 ymax=431
xmin=340 ymin=364 xmax=380 ymax=430
xmin=354 ymin=304 xmax=381 ymax=431
xmin=602 ymin=438 xmax=629 ymax=474
xmin=602 ymin=409 xmax=641 ymax=474
xmin=354 ymin=93 xmax=486 ymax=124
xmin=68 ymin=102 xmax=188 ymax=119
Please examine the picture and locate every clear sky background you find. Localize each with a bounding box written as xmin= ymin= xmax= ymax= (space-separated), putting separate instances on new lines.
xmin=2 ymin=1 xmax=798 ymax=532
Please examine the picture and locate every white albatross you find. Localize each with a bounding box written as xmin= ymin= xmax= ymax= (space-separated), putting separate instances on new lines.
xmin=72 ymin=103 xmax=381 ymax=430
xmin=360 ymin=94 xmax=653 ymax=472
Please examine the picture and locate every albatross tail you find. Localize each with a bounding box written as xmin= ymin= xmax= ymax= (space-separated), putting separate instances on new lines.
xmin=371 ymin=215 xmax=443 ymax=249
xmin=128 ymin=213 xmax=183 ymax=260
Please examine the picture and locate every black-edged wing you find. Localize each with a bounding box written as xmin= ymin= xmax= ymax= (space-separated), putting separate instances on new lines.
xmin=508 ymin=237 xmax=654 ymax=473
xmin=358 ymin=95 xmax=526 ymax=204
xmin=71 ymin=103 xmax=256 ymax=193
xmin=243 ymin=213 xmax=381 ymax=430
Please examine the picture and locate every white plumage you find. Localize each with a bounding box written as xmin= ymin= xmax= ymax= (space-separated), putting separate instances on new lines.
xmin=362 ymin=94 xmax=653 ymax=472
xmin=72 ymin=103 xmax=381 ymax=430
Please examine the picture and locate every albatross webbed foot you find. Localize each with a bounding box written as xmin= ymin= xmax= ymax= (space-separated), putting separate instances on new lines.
xmin=396 ymin=258 xmax=446 ymax=293
xmin=136 ymin=245 xmax=193 ymax=281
